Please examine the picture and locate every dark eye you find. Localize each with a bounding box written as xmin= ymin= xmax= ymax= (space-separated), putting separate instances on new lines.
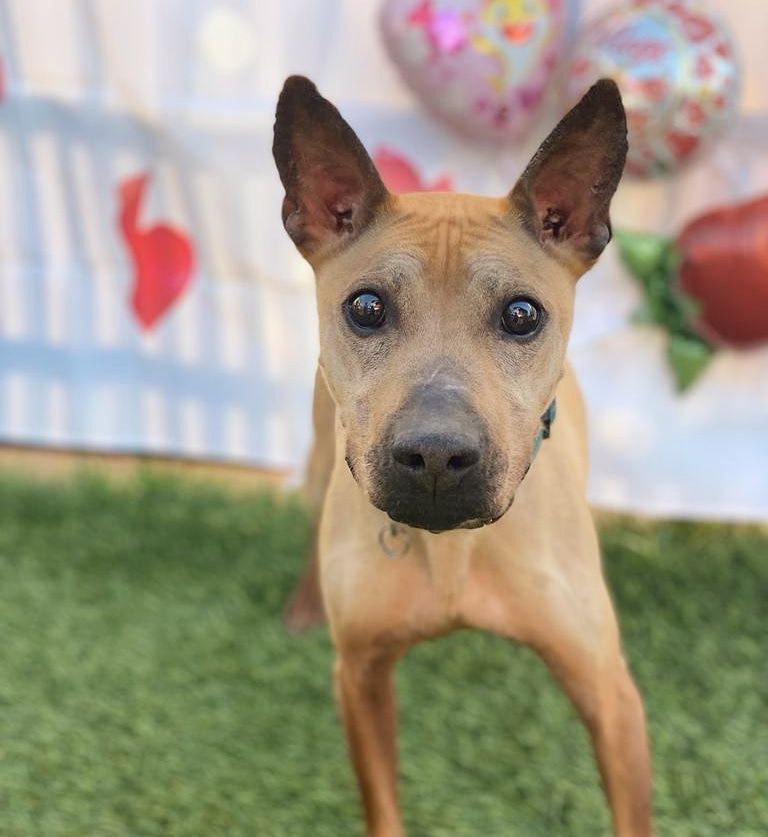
xmin=501 ymin=298 xmax=541 ymax=337
xmin=347 ymin=291 xmax=386 ymax=330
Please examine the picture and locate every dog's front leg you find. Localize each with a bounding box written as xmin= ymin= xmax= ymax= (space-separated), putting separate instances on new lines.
xmin=543 ymin=646 xmax=651 ymax=836
xmin=531 ymin=596 xmax=652 ymax=837
xmin=335 ymin=649 xmax=404 ymax=837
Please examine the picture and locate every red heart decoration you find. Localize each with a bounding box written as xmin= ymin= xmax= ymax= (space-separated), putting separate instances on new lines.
xmin=373 ymin=147 xmax=453 ymax=193
xmin=118 ymin=173 xmax=195 ymax=330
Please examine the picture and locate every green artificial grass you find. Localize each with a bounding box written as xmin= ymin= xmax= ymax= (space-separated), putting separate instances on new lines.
xmin=0 ymin=473 xmax=765 ymax=836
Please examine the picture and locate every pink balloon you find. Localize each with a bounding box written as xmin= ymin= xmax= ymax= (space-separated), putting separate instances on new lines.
xmin=381 ymin=0 xmax=567 ymax=144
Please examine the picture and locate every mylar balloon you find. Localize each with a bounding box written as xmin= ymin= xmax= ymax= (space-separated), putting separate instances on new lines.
xmin=381 ymin=0 xmax=566 ymax=144
xmin=566 ymin=0 xmax=740 ymax=178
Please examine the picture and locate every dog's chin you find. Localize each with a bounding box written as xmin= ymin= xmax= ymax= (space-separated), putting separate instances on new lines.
xmin=379 ymin=494 xmax=514 ymax=534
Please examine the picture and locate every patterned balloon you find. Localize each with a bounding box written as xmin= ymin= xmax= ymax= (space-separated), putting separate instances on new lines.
xmin=381 ymin=0 xmax=567 ymax=143
xmin=566 ymin=0 xmax=740 ymax=178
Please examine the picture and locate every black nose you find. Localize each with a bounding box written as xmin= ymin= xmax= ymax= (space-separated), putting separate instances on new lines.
xmin=374 ymin=378 xmax=497 ymax=530
xmin=392 ymin=432 xmax=481 ymax=480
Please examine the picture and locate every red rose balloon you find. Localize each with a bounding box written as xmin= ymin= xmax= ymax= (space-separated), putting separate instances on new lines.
xmin=677 ymin=195 xmax=768 ymax=348
xmin=617 ymin=194 xmax=768 ymax=390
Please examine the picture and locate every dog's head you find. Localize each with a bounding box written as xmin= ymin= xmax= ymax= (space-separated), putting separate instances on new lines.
xmin=273 ymin=76 xmax=626 ymax=532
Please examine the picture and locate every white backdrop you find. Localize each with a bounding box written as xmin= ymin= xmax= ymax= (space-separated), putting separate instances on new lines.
xmin=0 ymin=0 xmax=767 ymax=520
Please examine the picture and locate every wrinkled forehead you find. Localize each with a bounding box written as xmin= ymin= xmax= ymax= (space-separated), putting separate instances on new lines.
xmin=321 ymin=192 xmax=572 ymax=298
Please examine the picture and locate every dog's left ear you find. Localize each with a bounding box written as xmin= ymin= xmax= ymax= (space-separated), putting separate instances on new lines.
xmin=510 ymin=79 xmax=627 ymax=275
xmin=273 ymin=76 xmax=389 ymax=263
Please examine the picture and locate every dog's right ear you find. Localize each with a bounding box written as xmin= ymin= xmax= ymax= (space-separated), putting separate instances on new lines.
xmin=272 ymin=76 xmax=389 ymax=263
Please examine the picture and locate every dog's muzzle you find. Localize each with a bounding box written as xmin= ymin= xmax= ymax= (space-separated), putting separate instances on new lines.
xmin=366 ymin=386 xmax=504 ymax=532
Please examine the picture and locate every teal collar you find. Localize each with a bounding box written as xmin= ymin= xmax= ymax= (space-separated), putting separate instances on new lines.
xmin=531 ymin=399 xmax=557 ymax=463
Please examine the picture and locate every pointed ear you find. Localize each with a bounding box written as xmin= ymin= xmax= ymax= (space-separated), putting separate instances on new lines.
xmin=510 ymin=79 xmax=628 ymax=275
xmin=272 ymin=76 xmax=389 ymax=262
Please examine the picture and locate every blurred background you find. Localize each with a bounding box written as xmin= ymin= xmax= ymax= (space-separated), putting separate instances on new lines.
xmin=0 ymin=2 xmax=766 ymax=835
xmin=0 ymin=0 xmax=766 ymax=517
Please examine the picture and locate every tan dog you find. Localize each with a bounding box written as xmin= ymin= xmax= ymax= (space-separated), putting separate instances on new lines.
xmin=273 ymin=76 xmax=652 ymax=836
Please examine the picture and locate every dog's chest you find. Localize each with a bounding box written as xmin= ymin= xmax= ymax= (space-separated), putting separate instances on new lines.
xmin=380 ymin=534 xmax=487 ymax=638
